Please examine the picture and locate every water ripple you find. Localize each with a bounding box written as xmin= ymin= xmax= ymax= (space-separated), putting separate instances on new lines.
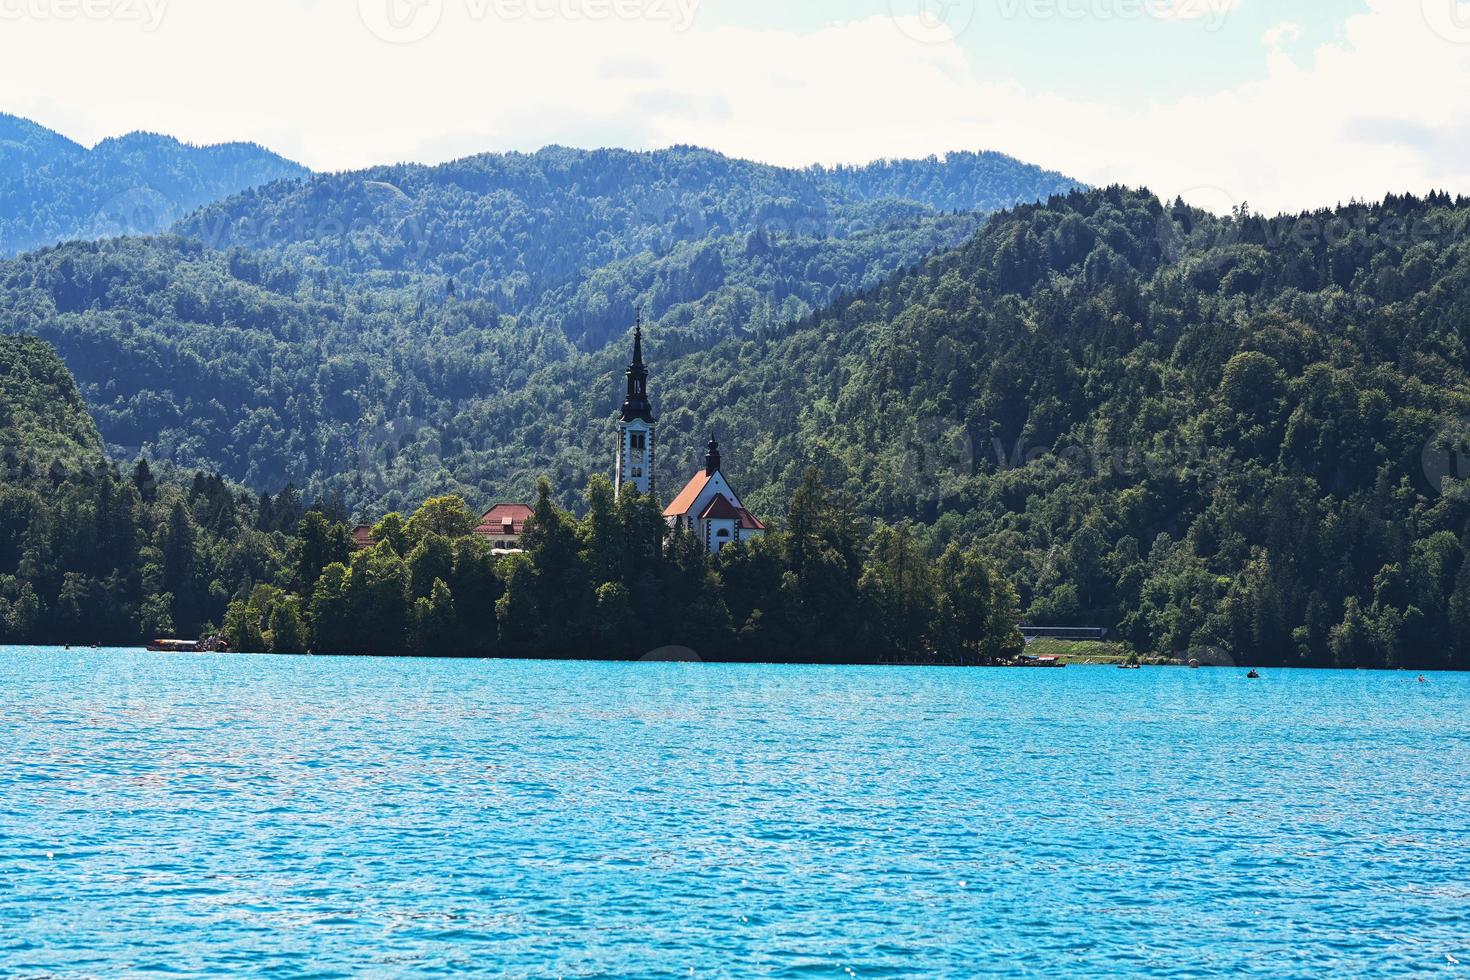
xmin=1 ymin=649 xmax=1467 ymax=977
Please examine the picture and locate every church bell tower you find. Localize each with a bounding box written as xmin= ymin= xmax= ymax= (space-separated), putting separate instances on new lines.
xmin=616 ymin=317 xmax=657 ymax=498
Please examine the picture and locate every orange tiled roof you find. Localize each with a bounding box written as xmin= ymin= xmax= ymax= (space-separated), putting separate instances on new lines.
xmin=663 ymin=471 xmax=712 ymax=518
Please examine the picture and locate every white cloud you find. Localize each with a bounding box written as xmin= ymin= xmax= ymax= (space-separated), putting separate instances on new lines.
xmin=1261 ymin=21 xmax=1302 ymax=48
xmin=0 ymin=0 xmax=1468 ymax=214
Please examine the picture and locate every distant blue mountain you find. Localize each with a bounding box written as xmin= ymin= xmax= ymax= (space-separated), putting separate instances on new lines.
xmin=0 ymin=113 xmax=309 ymax=256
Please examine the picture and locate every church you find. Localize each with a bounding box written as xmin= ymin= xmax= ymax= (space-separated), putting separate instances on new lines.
xmin=614 ymin=323 xmax=765 ymax=554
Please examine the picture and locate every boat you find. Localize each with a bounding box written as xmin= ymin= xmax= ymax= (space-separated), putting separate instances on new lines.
xmin=1246 ymin=670 xmax=1261 ymax=679
xmin=1015 ymin=654 xmax=1066 ymax=668
xmin=147 ymin=639 xmax=202 ymax=654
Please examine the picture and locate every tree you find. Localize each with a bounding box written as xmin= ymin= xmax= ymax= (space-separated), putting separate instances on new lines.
xmin=132 ymin=458 xmax=157 ymax=504
xmin=371 ymin=513 xmax=409 ymax=555
xmin=860 ymin=523 xmax=936 ymax=661
xmin=139 ymin=592 xmax=175 ymax=639
xmin=936 ymin=544 xmax=1023 ymax=664
xmin=310 ymin=563 xmax=352 ymax=653
xmin=411 ymin=579 xmax=458 ymax=655
xmin=343 ymin=546 xmax=411 ymax=656
xmin=269 ymin=598 xmax=308 ymax=654
xmin=159 ymin=500 xmax=198 ymax=628
xmin=405 ymin=496 xmax=479 ymax=545
xmin=407 ymin=534 xmax=456 ymax=600
xmin=293 ymin=511 xmax=352 ymax=592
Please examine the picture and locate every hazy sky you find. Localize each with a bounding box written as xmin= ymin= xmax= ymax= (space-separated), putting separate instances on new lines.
xmin=3 ymin=0 xmax=1469 ymax=213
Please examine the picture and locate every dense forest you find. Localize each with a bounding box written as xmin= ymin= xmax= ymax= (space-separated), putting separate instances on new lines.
xmin=7 ymin=124 xmax=1470 ymax=667
xmin=0 ymin=114 xmax=307 ymax=257
xmin=225 ymin=476 xmax=1022 ymax=665
xmin=0 ymin=337 xmax=297 ymax=644
xmin=0 ymin=144 xmax=1072 ymax=496
xmin=344 ymin=185 xmax=1470 ymax=669
xmin=176 ymin=145 xmax=1081 ymax=349
xmin=0 ymin=336 xmax=106 ymax=466
xmin=638 ymin=186 xmax=1470 ymax=669
xmin=0 ymin=341 xmax=1021 ymax=662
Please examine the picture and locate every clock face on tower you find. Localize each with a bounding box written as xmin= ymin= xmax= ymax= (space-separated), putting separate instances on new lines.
xmin=618 ymin=421 xmax=655 ymax=497
xmin=616 ymin=323 xmax=656 ymax=499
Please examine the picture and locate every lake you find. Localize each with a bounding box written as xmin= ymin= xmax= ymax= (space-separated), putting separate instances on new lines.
xmin=1 ymin=648 xmax=1466 ymax=977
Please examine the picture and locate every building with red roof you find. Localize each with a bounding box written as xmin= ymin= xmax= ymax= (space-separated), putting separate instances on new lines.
xmin=663 ymin=437 xmax=766 ymax=554
xmin=609 ymin=319 xmax=766 ymax=554
xmin=474 ymin=503 xmax=534 ymax=553
xmin=350 ymin=504 xmax=532 ymax=555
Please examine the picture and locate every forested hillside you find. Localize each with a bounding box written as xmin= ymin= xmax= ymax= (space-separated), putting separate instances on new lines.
xmin=637 ymin=187 xmax=1470 ymax=668
xmin=0 ymin=114 xmax=308 ymax=257
xmin=807 ymin=152 xmax=1086 ymax=212
xmin=0 ymin=142 xmax=1072 ymax=499
xmin=8 ymin=164 xmax=1470 ymax=666
xmin=0 ymin=336 xmax=104 ymax=467
xmin=0 ymin=237 xmax=571 ymax=493
xmin=0 ymin=338 xmax=1022 ymax=661
xmin=177 ymin=145 xmax=1080 ymax=349
xmin=397 ymin=185 xmax=1470 ymax=668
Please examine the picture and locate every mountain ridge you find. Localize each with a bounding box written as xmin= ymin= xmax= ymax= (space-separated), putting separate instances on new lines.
xmin=0 ymin=113 xmax=310 ymax=256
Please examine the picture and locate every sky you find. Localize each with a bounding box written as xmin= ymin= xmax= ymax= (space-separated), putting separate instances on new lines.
xmin=2 ymin=0 xmax=1470 ymax=213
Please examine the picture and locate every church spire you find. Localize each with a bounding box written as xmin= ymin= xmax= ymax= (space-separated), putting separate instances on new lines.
xmin=621 ymin=310 xmax=655 ymax=424
xmin=705 ymin=436 xmax=722 ymax=477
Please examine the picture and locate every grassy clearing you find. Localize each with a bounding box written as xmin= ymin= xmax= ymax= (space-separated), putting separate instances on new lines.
xmin=1024 ymin=639 xmax=1140 ymax=664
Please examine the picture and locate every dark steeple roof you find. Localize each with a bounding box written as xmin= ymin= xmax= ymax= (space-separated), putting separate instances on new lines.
xmin=620 ymin=314 xmax=656 ymax=424
xmin=705 ymin=437 xmax=722 ymax=477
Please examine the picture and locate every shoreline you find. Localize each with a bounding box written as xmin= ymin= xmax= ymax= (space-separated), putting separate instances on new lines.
xmin=7 ymin=644 xmax=1461 ymax=673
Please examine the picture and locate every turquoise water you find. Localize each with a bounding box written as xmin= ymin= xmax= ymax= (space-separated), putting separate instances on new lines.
xmin=1 ymin=648 xmax=1467 ymax=977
